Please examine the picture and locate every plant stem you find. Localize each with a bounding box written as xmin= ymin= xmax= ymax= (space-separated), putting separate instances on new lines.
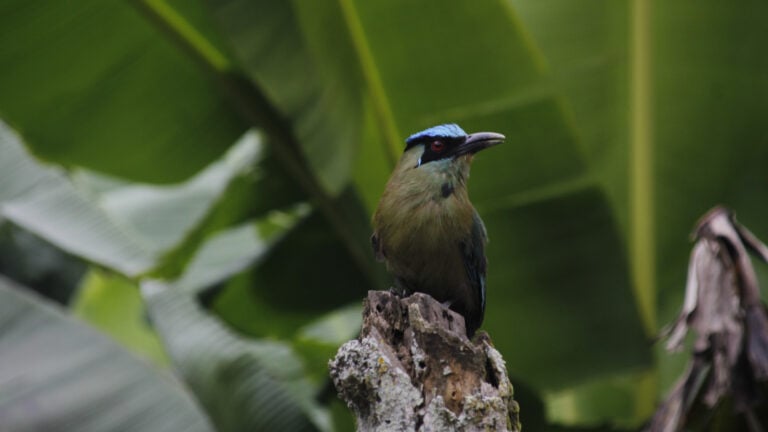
xmin=630 ymin=0 xmax=656 ymax=336
xmin=337 ymin=0 xmax=400 ymax=168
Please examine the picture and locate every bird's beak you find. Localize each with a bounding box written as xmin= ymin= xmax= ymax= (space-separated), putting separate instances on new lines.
xmin=454 ymin=132 xmax=505 ymax=157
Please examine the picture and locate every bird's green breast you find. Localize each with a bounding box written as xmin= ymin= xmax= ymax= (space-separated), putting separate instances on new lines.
xmin=372 ymin=149 xmax=476 ymax=300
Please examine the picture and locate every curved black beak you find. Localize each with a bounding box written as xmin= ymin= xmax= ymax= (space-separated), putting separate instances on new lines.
xmin=455 ymin=131 xmax=505 ymax=157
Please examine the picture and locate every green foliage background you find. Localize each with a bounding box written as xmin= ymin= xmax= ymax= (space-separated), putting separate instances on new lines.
xmin=1 ymin=1 xmax=767 ymax=431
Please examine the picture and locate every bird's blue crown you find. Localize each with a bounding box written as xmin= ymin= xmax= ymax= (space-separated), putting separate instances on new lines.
xmin=405 ymin=124 xmax=466 ymax=148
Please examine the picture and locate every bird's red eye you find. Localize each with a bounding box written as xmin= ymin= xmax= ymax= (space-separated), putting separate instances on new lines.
xmin=430 ymin=140 xmax=445 ymax=152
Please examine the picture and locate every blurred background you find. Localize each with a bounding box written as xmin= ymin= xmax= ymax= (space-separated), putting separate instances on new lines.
xmin=1 ymin=0 xmax=767 ymax=431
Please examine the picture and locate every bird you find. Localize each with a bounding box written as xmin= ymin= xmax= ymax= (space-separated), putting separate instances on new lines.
xmin=371 ymin=123 xmax=504 ymax=337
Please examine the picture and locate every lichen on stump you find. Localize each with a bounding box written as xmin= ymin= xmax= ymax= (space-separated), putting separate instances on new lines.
xmin=329 ymin=291 xmax=520 ymax=431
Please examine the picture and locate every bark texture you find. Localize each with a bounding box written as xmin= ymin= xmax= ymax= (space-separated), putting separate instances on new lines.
xmin=329 ymin=291 xmax=520 ymax=431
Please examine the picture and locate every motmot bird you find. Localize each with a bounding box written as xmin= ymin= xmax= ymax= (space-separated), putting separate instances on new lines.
xmin=371 ymin=124 xmax=504 ymax=336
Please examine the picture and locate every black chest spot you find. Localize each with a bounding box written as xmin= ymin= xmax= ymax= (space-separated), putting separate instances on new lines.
xmin=441 ymin=182 xmax=454 ymax=198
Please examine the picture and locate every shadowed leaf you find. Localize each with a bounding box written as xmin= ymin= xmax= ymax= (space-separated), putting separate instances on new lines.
xmin=0 ymin=276 xmax=213 ymax=432
xmin=142 ymin=280 xmax=330 ymax=432
xmin=0 ymin=0 xmax=244 ymax=182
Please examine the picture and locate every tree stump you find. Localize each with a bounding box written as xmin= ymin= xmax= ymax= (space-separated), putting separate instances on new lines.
xmin=329 ymin=291 xmax=520 ymax=431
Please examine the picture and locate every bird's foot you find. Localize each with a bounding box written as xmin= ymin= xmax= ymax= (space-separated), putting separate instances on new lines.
xmin=390 ymin=278 xmax=412 ymax=297
xmin=388 ymin=286 xmax=405 ymax=297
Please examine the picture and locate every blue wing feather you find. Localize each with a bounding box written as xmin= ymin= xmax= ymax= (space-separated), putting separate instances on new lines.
xmin=460 ymin=211 xmax=488 ymax=335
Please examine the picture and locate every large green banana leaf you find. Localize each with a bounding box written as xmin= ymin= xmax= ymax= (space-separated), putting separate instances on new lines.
xmin=210 ymin=0 xmax=650 ymax=394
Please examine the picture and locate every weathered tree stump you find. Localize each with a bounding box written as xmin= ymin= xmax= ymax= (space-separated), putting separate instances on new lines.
xmin=329 ymin=291 xmax=520 ymax=431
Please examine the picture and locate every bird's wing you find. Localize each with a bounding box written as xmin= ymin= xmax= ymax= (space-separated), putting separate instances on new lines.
xmin=461 ymin=211 xmax=488 ymax=330
xmin=371 ymin=232 xmax=385 ymax=261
